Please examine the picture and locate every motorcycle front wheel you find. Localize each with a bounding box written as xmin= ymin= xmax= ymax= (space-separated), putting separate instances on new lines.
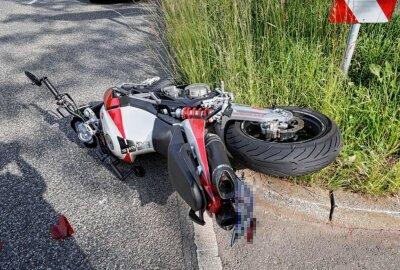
xmin=225 ymin=107 xmax=342 ymax=177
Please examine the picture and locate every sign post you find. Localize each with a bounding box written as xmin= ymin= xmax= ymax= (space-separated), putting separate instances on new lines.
xmin=329 ymin=0 xmax=398 ymax=73
xmin=342 ymin=23 xmax=361 ymax=73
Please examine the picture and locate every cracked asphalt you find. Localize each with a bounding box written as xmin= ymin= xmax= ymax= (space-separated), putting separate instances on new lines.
xmin=0 ymin=1 xmax=197 ymax=269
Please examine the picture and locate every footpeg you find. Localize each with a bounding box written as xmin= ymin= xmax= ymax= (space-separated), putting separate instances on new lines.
xmin=109 ymin=161 xmax=146 ymax=180
xmin=97 ymin=152 xmax=146 ymax=180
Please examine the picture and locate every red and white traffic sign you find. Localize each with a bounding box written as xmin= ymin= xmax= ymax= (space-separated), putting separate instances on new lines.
xmin=329 ymin=0 xmax=398 ymax=23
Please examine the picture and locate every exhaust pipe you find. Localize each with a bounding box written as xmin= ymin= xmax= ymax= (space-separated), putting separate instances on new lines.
xmin=205 ymin=134 xmax=235 ymax=200
xmin=215 ymin=200 xmax=235 ymax=231
xmin=205 ymin=134 xmax=237 ymax=231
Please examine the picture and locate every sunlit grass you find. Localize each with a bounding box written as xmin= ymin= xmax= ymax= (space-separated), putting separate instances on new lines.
xmin=160 ymin=0 xmax=400 ymax=194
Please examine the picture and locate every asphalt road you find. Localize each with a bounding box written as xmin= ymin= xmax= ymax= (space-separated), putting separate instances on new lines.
xmin=0 ymin=1 xmax=198 ymax=269
xmin=2 ymin=1 xmax=400 ymax=270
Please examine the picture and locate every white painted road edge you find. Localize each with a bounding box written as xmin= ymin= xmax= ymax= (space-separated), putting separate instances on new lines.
xmin=193 ymin=214 xmax=223 ymax=270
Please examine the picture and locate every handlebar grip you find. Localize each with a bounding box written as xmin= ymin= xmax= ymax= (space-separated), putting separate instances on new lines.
xmin=24 ymin=71 xmax=42 ymax=86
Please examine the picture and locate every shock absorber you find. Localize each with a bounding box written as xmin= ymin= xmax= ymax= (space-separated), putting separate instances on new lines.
xmin=174 ymin=107 xmax=213 ymax=120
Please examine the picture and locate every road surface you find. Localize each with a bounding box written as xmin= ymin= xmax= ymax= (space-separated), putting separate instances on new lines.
xmin=0 ymin=1 xmax=197 ymax=269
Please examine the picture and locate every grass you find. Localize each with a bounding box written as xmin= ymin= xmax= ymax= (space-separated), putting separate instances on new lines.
xmin=159 ymin=0 xmax=400 ymax=195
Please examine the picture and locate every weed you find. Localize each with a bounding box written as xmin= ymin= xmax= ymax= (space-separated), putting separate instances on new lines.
xmin=160 ymin=0 xmax=400 ymax=194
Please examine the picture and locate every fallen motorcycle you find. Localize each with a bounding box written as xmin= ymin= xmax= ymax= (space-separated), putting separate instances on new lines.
xmin=25 ymin=71 xmax=342 ymax=244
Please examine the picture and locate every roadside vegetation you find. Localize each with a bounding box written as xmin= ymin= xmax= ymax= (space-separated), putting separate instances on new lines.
xmin=160 ymin=0 xmax=400 ymax=194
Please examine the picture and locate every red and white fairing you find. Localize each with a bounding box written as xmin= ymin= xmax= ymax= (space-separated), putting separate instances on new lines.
xmin=101 ymin=89 xmax=157 ymax=163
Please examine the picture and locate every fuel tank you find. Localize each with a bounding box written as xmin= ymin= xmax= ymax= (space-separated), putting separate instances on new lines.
xmin=100 ymin=89 xmax=157 ymax=162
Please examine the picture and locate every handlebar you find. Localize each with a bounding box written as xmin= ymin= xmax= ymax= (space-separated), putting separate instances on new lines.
xmin=115 ymin=76 xmax=162 ymax=96
xmin=24 ymin=71 xmax=82 ymax=119
xmin=141 ymin=76 xmax=160 ymax=86
xmin=24 ymin=71 xmax=61 ymax=100
xmin=118 ymin=77 xmax=161 ymax=91
xmin=42 ymin=77 xmax=61 ymax=100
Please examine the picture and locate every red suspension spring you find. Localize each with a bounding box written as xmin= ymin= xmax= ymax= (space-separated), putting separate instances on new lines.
xmin=181 ymin=107 xmax=213 ymax=120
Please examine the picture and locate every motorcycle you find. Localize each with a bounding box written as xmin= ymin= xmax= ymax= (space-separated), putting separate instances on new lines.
xmin=24 ymin=71 xmax=342 ymax=244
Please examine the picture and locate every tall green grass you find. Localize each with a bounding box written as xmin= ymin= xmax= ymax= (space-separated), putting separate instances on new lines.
xmin=160 ymin=0 xmax=400 ymax=194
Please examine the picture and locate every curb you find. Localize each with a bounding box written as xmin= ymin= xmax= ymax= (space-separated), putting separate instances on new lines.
xmin=241 ymin=170 xmax=400 ymax=231
xmin=193 ymin=214 xmax=223 ymax=270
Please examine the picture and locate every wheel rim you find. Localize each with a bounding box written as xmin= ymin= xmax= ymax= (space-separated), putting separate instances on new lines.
xmin=240 ymin=110 xmax=326 ymax=144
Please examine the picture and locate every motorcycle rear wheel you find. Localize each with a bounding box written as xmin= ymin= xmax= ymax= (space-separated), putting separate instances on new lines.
xmin=225 ymin=106 xmax=342 ymax=177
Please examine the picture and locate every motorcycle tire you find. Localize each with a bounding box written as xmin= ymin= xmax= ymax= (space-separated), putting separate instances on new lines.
xmin=225 ymin=106 xmax=342 ymax=177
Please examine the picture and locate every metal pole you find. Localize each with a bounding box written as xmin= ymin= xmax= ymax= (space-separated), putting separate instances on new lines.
xmin=342 ymin=23 xmax=361 ymax=74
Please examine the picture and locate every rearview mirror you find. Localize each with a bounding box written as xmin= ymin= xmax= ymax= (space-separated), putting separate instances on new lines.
xmin=24 ymin=71 xmax=42 ymax=86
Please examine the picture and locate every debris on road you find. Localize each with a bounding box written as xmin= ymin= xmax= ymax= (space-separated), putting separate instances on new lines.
xmin=329 ymin=190 xmax=337 ymax=221
xmin=50 ymin=215 xmax=74 ymax=239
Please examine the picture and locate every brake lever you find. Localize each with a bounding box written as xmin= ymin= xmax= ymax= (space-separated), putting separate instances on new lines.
xmin=140 ymin=76 xmax=160 ymax=86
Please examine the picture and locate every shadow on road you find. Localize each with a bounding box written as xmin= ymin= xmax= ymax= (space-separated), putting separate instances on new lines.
xmin=2 ymin=6 xmax=153 ymax=36
xmin=0 ymin=141 xmax=93 ymax=269
xmin=26 ymin=103 xmax=174 ymax=207
xmin=0 ymin=1 xmax=197 ymax=268
xmin=0 ymin=0 xmax=167 ymax=119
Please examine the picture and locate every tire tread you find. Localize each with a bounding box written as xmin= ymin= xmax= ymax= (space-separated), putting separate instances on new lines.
xmin=225 ymin=107 xmax=342 ymax=177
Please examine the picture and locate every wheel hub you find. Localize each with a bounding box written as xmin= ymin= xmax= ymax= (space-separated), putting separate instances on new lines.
xmin=261 ymin=117 xmax=305 ymax=141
